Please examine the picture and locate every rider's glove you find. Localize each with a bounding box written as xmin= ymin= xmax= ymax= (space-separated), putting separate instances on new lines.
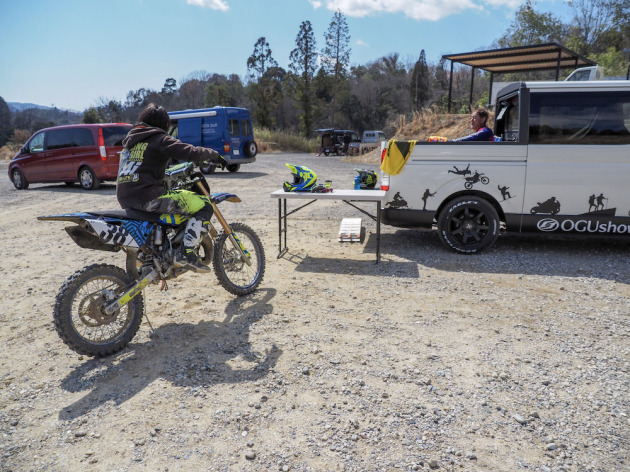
xmin=217 ymin=154 xmax=228 ymax=169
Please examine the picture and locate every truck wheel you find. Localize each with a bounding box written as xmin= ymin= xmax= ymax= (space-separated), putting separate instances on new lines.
xmin=437 ymin=196 xmax=499 ymax=254
xmin=226 ymin=164 xmax=240 ymax=172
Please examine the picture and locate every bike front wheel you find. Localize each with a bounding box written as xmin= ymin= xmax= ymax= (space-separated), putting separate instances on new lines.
xmin=53 ymin=264 xmax=144 ymax=356
xmin=213 ymin=223 xmax=265 ymax=296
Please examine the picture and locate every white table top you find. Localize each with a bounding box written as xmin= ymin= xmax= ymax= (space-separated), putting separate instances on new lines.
xmin=271 ymin=189 xmax=387 ymax=201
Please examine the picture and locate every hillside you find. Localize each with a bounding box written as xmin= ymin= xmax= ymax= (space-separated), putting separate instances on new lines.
xmin=347 ymin=110 xmax=475 ymax=164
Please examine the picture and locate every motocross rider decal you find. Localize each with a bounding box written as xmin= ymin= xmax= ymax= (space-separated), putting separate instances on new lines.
xmin=444 ymin=164 xmax=490 ymax=190
xmin=530 ymin=197 xmax=561 ymax=215
xmin=385 ymin=192 xmax=408 ymax=209
xmin=448 ymin=164 xmax=472 ymax=176
xmin=463 ymin=170 xmax=489 ymax=189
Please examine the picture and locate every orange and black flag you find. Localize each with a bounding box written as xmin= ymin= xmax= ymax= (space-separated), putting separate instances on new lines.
xmin=380 ymin=139 xmax=417 ymax=176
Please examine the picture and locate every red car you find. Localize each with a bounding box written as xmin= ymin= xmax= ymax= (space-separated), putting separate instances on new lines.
xmin=9 ymin=123 xmax=132 ymax=190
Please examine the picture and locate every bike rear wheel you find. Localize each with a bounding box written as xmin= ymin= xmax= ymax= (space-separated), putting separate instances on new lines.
xmin=213 ymin=223 xmax=265 ymax=296
xmin=53 ymin=264 xmax=144 ymax=356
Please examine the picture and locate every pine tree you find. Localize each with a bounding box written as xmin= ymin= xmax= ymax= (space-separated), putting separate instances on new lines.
xmin=247 ymin=37 xmax=282 ymax=128
xmin=289 ymin=21 xmax=318 ymax=137
xmin=410 ymin=50 xmax=430 ymax=110
xmin=322 ymin=10 xmax=351 ymax=123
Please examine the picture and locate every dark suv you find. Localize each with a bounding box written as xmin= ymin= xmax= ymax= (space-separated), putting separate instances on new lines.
xmin=9 ymin=123 xmax=132 ymax=190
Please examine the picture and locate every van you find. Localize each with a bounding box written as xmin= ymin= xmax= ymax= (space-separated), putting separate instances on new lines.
xmin=380 ymin=81 xmax=630 ymax=253
xmin=168 ymin=107 xmax=257 ymax=173
xmin=8 ymin=123 xmax=132 ymax=190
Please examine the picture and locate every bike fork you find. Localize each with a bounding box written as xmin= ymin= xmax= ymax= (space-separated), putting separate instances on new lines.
xmin=196 ymin=182 xmax=252 ymax=266
xmin=104 ymin=269 xmax=159 ymax=315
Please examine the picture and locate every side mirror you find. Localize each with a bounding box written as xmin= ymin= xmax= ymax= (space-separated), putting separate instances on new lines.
xmin=21 ymin=146 xmax=28 ymax=154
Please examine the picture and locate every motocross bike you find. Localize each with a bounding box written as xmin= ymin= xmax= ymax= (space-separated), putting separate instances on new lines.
xmin=38 ymin=162 xmax=265 ymax=357
xmin=463 ymin=172 xmax=489 ymax=189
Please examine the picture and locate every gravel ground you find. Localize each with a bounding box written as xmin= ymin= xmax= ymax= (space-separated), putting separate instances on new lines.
xmin=0 ymin=154 xmax=628 ymax=472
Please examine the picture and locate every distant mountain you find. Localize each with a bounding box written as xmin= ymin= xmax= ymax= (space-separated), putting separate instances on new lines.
xmin=8 ymin=102 xmax=53 ymax=112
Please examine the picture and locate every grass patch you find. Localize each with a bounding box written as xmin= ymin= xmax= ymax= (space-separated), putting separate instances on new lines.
xmin=255 ymin=128 xmax=319 ymax=153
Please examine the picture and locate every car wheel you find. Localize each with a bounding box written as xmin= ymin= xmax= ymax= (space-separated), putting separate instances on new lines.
xmin=226 ymin=164 xmax=240 ymax=173
xmin=437 ymin=196 xmax=500 ymax=254
xmin=79 ymin=166 xmax=100 ymax=190
xmin=11 ymin=169 xmax=29 ymax=190
xmin=200 ymin=162 xmax=217 ymax=174
xmin=244 ymin=141 xmax=257 ymax=158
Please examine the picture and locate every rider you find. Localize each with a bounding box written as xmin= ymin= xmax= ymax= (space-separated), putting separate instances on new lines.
xmin=117 ymin=103 xmax=226 ymax=273
xmin=453 ymin=108 xmax=495 ymax=142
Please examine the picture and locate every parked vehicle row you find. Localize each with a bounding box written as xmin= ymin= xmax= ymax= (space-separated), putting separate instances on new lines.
xmin=8 ymin=107 xmax=259 ymax=190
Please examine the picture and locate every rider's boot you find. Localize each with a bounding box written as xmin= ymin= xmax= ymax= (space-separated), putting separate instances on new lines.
xmin=173 ymin=217 xmax=211 ymax=273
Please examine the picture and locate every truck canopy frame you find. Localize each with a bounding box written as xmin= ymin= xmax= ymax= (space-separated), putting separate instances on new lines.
xmin=442 ymin=42 xmax=596 ymax=112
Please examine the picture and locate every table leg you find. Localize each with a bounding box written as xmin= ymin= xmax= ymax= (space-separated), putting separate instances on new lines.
xmin=376 ymin=202 xmax=381 ymax=264
xmin=278 ymin=198 xmax=288 ymax=258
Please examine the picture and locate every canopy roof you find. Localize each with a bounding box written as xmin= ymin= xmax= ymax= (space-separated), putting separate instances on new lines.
xmin=442 ymin=42 xmax=596 ymax=74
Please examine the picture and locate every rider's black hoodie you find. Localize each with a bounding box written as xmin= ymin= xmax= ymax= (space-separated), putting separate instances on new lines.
xmin=116 ymin=124 xmax=220 ymax=209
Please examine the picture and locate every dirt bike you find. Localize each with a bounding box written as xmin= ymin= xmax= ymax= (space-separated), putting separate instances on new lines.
xmin=38 ymin=162 xmax=265 ymax=357
xmin=463 ymin=172 xmax=489 ymax=189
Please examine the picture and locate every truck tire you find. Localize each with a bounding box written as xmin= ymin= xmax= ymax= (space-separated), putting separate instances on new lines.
xmin=437 ymin=196 xmax=499 ymax=254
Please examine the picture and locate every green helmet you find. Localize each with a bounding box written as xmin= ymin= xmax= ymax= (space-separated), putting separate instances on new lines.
xmin=354 ymin=168 xmax=378 ymax=189
xmin=283 ymin=164 xmax=318 ymax=192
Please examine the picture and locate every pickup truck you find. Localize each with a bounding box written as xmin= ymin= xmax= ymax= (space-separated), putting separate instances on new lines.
xmin=380 ymin=80 xmax=630 ymax=253
xmin=349 ymin=130 xmax=386 ymax=155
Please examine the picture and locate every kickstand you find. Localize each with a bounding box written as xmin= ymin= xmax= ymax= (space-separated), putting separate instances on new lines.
xmin=142 ymin=288 xmax=155 ymax=335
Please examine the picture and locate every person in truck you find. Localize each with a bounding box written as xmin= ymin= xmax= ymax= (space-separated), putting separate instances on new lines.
xmin=453 ymin=108 xmax=495 ymax=142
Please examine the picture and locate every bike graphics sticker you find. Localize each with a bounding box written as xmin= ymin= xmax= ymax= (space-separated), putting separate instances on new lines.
xmin=87 ymin=219 xmax=152 ymax=248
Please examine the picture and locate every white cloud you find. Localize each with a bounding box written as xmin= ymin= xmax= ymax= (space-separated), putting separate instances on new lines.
xmin=356 ymin=39 xmax=369 ymax=47
xmin=309 ymin=0 xmax=517 ymax=21
xmin=186 ymin=0 xmax=230 ymax=11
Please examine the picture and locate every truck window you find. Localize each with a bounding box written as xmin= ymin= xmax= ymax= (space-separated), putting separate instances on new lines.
xmin=241 ymin=119 xmax=251 ymax=136
xmin=529 ymin=91 xmax=630 ymax=144
xmin=495 ymin=95 xmax=519 ymax=141
xmin=229 ymin=119 xmax=240 ymax=136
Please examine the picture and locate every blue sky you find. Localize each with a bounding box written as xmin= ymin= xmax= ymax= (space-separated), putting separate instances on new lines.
xmin=0 ymin=0 xmax=573 ymax=111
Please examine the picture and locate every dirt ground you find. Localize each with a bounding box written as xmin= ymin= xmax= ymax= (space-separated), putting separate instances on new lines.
xmin=0 ymin=154 xmax=628 ymax=472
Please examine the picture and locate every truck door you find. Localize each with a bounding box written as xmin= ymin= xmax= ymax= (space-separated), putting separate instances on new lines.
xmin=228 ymin=118 xmax=241 ymax=157
xmin=201 ymin=115 xmax=222 ymax=151
xmin=523 ymin=90 xmax=630 ymax=233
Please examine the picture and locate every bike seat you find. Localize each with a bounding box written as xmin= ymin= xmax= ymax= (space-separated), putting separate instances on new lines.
xmin=88 ymin=209 xmax=162 ymax=223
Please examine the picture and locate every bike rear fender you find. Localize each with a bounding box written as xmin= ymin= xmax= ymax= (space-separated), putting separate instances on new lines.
xmin=39 ymin=213 xmax=153 ymax=249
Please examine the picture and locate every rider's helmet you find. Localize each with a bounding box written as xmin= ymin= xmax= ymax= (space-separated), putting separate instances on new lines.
xmin=354 ymin=168 xmax=378 ymax=189
xmin=283 ymin=164 xmax=317 ymax=192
